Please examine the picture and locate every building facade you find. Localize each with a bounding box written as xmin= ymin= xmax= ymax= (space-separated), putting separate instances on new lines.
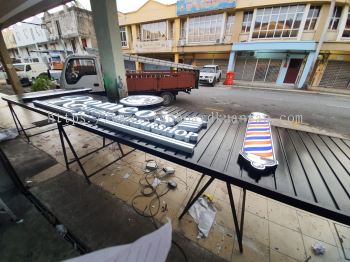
xmin=43 ymin=5 xmax=98 ymax=55
xmin=11 ymin=16 xmax=51 ymax=63
xmin=2 ymin=28 xmax=20 ymax=63
xmin=117 ymin=0 xmax=350 ymax=89
xmin=1 ymin=4 xmax=98 ymax=65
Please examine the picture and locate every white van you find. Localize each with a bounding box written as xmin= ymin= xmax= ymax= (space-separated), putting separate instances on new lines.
xmin=12 ymin=63 xmax=49 ymax=85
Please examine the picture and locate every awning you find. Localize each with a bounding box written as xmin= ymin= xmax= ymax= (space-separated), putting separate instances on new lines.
xmin=231 ymin=41 xmax=317 ymax=52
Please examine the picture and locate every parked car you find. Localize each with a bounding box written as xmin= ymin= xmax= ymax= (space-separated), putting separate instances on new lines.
xmin=5 ymin=62 xmax=49 ymax=86
xmin=199 ymin=65 xmax=222 ymax=86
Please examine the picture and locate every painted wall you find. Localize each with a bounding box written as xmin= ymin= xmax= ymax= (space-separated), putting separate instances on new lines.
xmin=118 ymin=1 xmax=177 ymax=26
xmin=2 ymin=29 xmax=17 ymax=49
xmin=12 ymin=17 xmax=49 ymax=47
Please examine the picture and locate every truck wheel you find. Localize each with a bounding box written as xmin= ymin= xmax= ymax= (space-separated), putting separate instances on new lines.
xmin=211 ymin=78 xmax=216 ymax=87
xmin=160 ymin=92 xmax=174 ymax=106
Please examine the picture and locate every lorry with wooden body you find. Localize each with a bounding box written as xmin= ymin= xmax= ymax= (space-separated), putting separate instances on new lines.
xmin=59 ymin=54 xmax=199 ymax=105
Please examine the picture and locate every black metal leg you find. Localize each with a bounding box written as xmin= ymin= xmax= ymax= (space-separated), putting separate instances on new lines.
xmin=227 ymin=183 xmax=245 ymax=253
xmin=57 ymin=124 xmax=91 ymax=185
xmin=8 ymin=103 xmax=30 ymax=142
xmin=103 ymin=137 xmax=106 ymax=147
xmin=179 ymin=176 xmax=215 ymax=219
xmin=87 ymin=148 xmax=136 ymax=178
xmin=240 ymin=189 xmax=246 ymax=241
xmin=186 ymin=173 xmax=205 ymax=205
xmin=57 ymin=123 xmax=69 ymax=170
xmin=117 ymin=142 xmax=124 ymax=156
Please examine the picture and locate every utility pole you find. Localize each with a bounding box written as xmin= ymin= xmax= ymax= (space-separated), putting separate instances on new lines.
xmin=0 ymin=31 xmax=23 ymax=94
xmin=305 ymin=0 xmax=336 ymax=87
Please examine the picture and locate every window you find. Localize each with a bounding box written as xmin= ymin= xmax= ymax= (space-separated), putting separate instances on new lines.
xmin=81 ymin=38 xmax=87 ymax=48
xmin=141 ymin=21 xmax=167 ymax=41
xmin=180 ymin=19 xmax=187 ymax=39
xmin=242 ymin=11 xmax=253 ymax=33
xmin=55 ymin=20 xmax=62 ymax=36
xmin=65 ymin=58 xmax=97 ymax=85
xmin=304 ymin=6 xmax=320 ymax=30
xmin=252 ymin=5 xmax=305 ymax=39
xmin=120 ymin=26 xmax=128 ymax=47
xmin=14 ymin=65 xmax=25 ymax=71
xmin=187 ymin=14 xmax=223 ymax=43
xmin=342 ymin=11 xmax=350 ymax=37
xmin=30 ymin=28 xmax=35 ymax=40
xmin=328 ymin=6 xmax=342 ymax=30
xmin=168 ymin=21 xmax=174 ymax=39
xmin=225 ymin=14 xmax=235 ymax=37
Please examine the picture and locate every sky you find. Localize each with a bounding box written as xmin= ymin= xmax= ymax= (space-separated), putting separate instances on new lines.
xmin=20 ymin=0 xmax=176 ymax=24
xmin=78 ymin=0 xmax=176 ymax=13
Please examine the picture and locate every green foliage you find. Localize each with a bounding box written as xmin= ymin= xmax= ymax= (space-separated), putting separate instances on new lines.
xmin=31 ymin=75 xmax=55 ymax=92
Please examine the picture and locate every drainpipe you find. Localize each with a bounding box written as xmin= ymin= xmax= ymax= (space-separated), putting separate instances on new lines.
xmin=305 ymin=0 xmax=336 ymax=88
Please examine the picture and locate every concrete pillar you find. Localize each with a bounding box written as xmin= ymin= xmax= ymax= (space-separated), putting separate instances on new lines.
xmin=337 ymin=5 xmax=349 ymax=40
xmin=227 ymin=51 xmax=235 ymax=72
xmin=174 ymin=53 xmax=179 ymax=63
xmin=135 ymin=61 xmax=142 ymax=71
xmin=90 ymin=0 xmax=128 ymax=101
xmin=173 ymin=18 xmax=181 ymax=53
xmin=231 ymin=11 xmax=244 ymax=43
xmin=298 ymin=52 xmax=316 ymax=88
xmin=314 ymin=4 xmax=331 ymax=42
xmin=0 ymin=31 xmax=23 ymax=94
xmin=220 ymin=12 xmax=227 ymax=42
xmin=131 ymin=25 xmax=138 ymax=43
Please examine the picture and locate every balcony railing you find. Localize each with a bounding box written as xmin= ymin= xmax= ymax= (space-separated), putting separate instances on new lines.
xmin=133 ymin=39 xmax=173 ymax=53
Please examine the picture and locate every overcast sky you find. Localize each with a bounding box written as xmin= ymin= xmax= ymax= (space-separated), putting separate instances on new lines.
xmin=20 ymin=0 xmax=176 ymax=24
xmin=47 ymin=0 xmax=176 ymax=14
xmin=78 ymin=0 xmax=176 ymax=13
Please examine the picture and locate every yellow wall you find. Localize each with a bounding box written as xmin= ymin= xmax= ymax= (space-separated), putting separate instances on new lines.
xmin=322 ymin=42 xmax=350 ymax=52
xmin=118 ymin=1 xmax=176 ymax=26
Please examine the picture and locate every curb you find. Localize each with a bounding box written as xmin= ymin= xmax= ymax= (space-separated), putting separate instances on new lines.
xmin=222 ymin=84 xmax=350 ymax=98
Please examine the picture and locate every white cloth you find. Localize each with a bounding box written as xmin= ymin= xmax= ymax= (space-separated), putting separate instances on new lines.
xmin=188 ymin=197 xmax=216 ymax=238
xmin=64 ymin=221 xmax=172 ymax=262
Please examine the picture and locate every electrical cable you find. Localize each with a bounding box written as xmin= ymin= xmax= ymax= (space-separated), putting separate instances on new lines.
xmin=130 ymin=161 xmax=188 ymax=262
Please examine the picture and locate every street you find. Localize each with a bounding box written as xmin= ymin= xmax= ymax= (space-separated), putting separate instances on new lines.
xmin=175 ymin=84 xmax=350 ymax=138
xmin=1 ymin=83 xmax=350 ymax=138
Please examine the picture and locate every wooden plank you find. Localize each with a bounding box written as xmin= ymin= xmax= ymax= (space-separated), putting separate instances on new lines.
xmin=288 ymin=130 xmax=335 ymax=207
xmin=342 ymin=139 xmax=350 ymax=148
xmin=192 ymin=118 xmax=224 ymax=162
xmin=198 ymin=120 xmax=231 ymax=167
xmin=225 ymin=123 xmax=247 ymax=178
xmin=277 ymin=128 xmax=315 ymax=202
xmin=320 ymin=136 xmax=350 ymax=172
xmin=299 ymin=132 xmax=349 ymax=210
xmin=211 ymin=122 xmax=240 ymax=173
xmin=309 ymin=133 xmax=350 ymax=197
xmin=331 ymin=137 xmax=350 ymax=159
xmin=271 ymin=127 xmax=295 ymax=195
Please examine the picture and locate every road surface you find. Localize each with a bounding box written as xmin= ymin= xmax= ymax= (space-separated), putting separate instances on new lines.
xmin=175 ymin=85 xmax=350 ymax=138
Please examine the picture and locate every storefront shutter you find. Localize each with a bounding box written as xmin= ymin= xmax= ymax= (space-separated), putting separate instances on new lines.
xmin=319 ymin=61 xmax=350 ymax=89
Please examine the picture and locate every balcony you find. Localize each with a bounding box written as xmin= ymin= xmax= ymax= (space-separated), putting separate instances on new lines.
xmin=133 ymin=39 xmax=173 ymax=53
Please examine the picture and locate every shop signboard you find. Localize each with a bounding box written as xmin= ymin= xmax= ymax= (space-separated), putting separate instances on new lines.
xmin=176 ymin=0 xmax=236 ymax=15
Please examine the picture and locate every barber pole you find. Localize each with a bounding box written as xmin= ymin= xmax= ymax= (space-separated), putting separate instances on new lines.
xmin=240 ymin=112 xmax=278 ymax=170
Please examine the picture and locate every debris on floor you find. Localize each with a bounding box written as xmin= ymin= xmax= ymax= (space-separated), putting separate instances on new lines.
xmin=311 ymin=241 xmax=326 ymax=255
xmin=0 ymin=128 xmax=18 ymax=142
xmin=188 ymin=195 xmax=216 ymax=238
xmin=123 ymin=173 xmax=131 ymax=179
